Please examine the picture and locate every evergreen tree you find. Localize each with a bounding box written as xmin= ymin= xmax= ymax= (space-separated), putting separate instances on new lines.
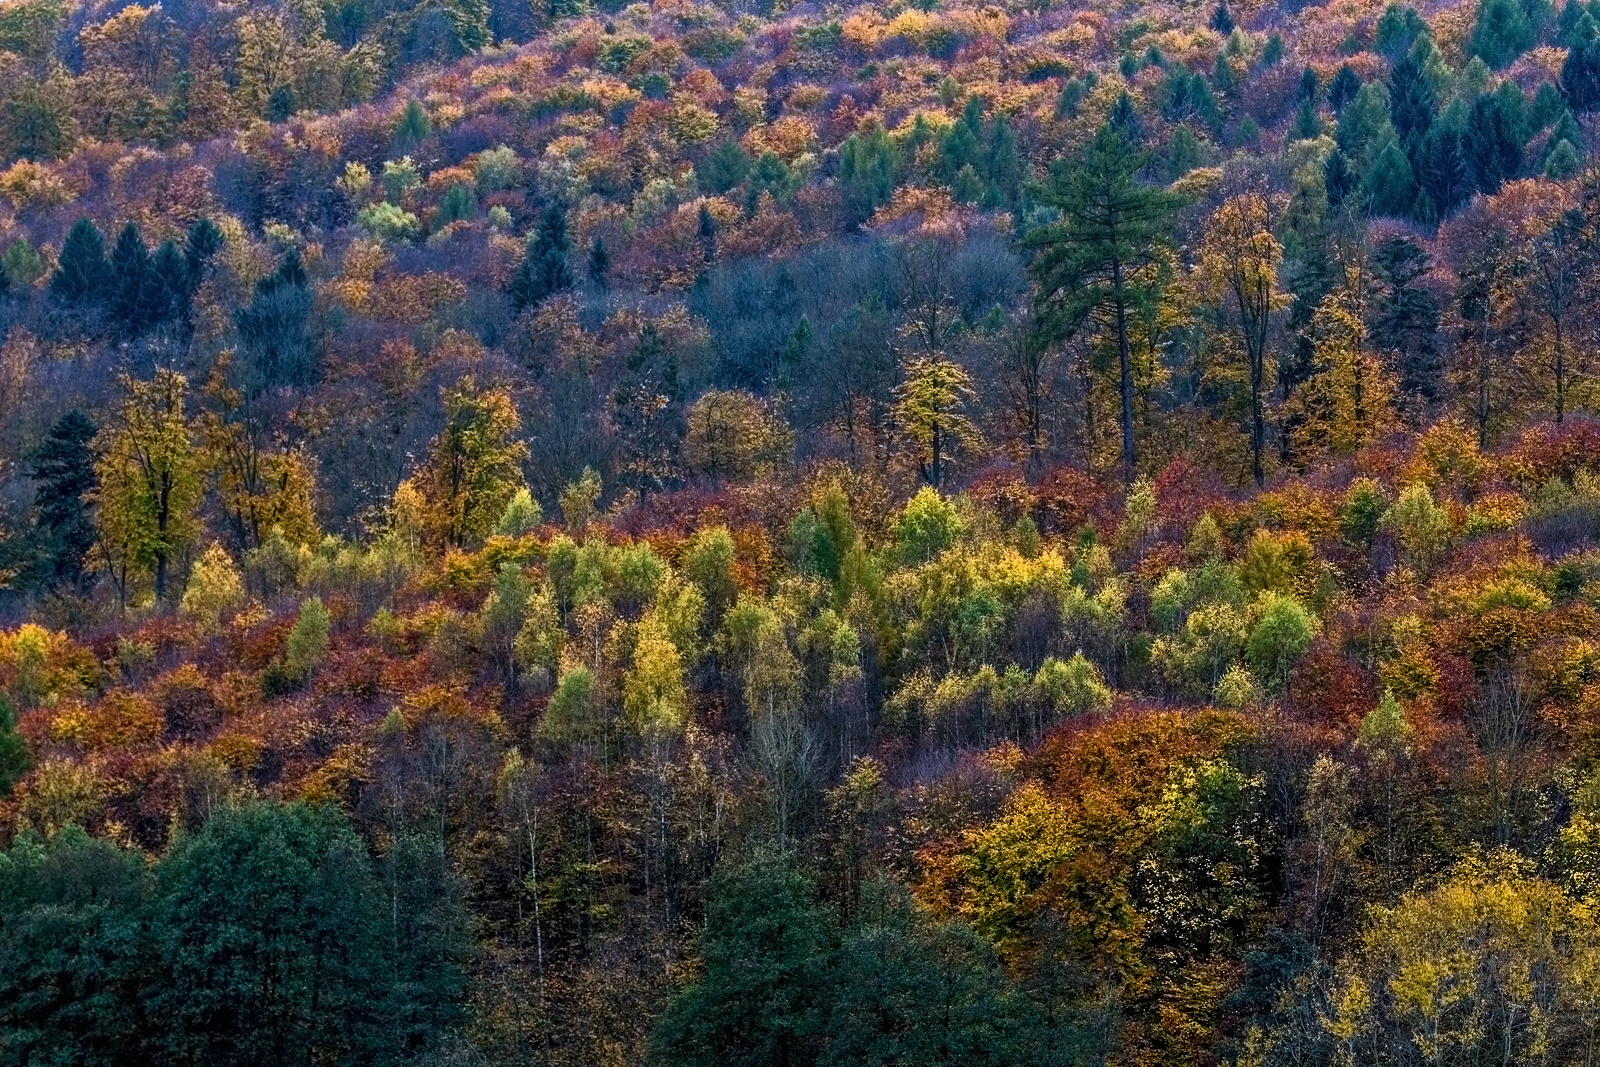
xmin=1290 ymin=97 xmax=1323 ymax=140
xmin=1371 ymin=237 xmax=1443 ymax=411
xmin=1546 ymin=136 xmax=1582 ymax=176
xmin=149 ymin=240 xmax=190 ymax=330
xmin=1465 ymin=92 xmax=1524 ymax=192
xmin=29 ymin=409 xmax=98 ymax=593
xmin=1026 ymin=123 xmax=1182 ymax=482
xmin=981 ymin=114 xmax=1023 ymax=205
xmin=1324 ymin=150 xmax=1357 ymax=206
xmin=265 ymin=84 xmax=295 ymax=121
xmin=0 ymin=694 xmax=27 ymax=794
xmin=1328 ymin=64 xmax=1363 ymax=112
xmin=1210 ymin=1 xmax=1234 ymax=33
xmin=1387 ymin=51 xmax=1436 ymax=147
xmin=1470 ymin=0 xmax=1535 ymax=67
xmin=437 ymin=183 xmax=476 ymax=224
xmin=1376 ymin=2 xmax=1427 ymax=56
xmin=1107 ymin=91 xmax=1145 ymax=143
xmin=1362 ymin=141 xmax=1418 ymax=216
xmin=1417 ymin=126 xmax=1473 ymax=217
xmin=838 ymin=120 xmax=898 ymax=226
xmin=1299 ymin=66 xmax=1320 ymax=102
xmin=509 ymin=203 xmax=574 ymax=314
xmin=394 ymin=98 xmax=430 ymax=147
xmin=49 ymin=218 xmax=110 ymax=306
xmin=184 ymin=217 xmax=223 ymax=282
xmin=1212 ymin=53 xmax=1236 ymax=97
xmin=587 ymin=235 xmax=609 ymax=287
xmin=653 ymin=856 xmax=834 ymax=1067
xmin=235 ymin=248 xmax=317 ymax=395
xmin=1165 ymin=125 xmax=1205 ymax=180
xmin=108 ymin=222 xmax=157 ymax=338
xmin=746 ymin=151 xmax=795 ymax=211
xmin=1562 ymin=37 xmax=1600 ymax=110
xmin=1561 ymin=0 xmax=1586 ymax=38
xmin=699 ymin=138 xmax=752 ymax=195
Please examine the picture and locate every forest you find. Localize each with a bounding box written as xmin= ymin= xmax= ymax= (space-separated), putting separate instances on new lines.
xmin=4 ymin=0 xmax=1600 ymax=1058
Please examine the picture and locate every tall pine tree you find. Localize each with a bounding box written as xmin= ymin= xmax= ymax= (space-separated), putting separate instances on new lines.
xmin=1026 ymin=124 xmax=1182 ymax=482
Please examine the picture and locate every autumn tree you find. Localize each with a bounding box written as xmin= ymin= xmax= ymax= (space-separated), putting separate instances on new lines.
xmin=92 ymin=369 xmax=203 ymax=606
xmin=894 ymin=357 xmax=981 ymax=490
xmin=1196 ymin=193 xmax=1292 ymax=486
xmin=414 ymin=378 xmax=529 ymax=551
xmin=1027 ymin=124 xmax=1182 ymax=482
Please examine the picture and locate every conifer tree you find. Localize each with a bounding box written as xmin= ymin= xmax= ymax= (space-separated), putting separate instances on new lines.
xmin=508 ymin=203 xmax=573 ymax=314
xmin=1026 ymin=123 xmax=1181 ymax=482
xmin=29 ymin=409 xmax=98 ymax=592
xmin=49 ymin=218 xmax=110 ymax=306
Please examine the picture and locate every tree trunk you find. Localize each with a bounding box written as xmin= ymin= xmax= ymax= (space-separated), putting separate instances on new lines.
xmin=1111 ymin=258 xmax=1135 ymax=484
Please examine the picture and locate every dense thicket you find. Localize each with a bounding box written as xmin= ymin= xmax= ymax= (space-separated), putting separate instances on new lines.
xmin=7 ymin=0 xmax=1600 ymax=1062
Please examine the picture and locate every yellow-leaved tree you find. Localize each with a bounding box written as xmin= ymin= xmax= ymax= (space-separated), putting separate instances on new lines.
xmin=1195 ymin=193 xmax=1292 ymax=488
xmin=93 ymin=369 xmax=204 ymax=607
xmin=894 ymin=356 xmax=981 ymax=490
xmin=414 ymin=378 xmax=529 ymax=551
xmin=1291 ymin=270 xmax=1396 ymax=461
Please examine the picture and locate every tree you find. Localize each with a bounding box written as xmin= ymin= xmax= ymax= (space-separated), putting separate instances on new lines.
xmin=107 ymin=222 xmax=165 ymax=339
xmin=1465 ymin=91 xmax=1524 ymax=193
xmin=508 ymin=203 xmax=573 ymax=314
xmin=149 ymin=802 xmax=463 ymax=1067
xmin=1371 ymin=237 xmax=1443 ymax=413
xmin=415 ymin=378 xmax=529 ymax=550
xmin=1326 ymin=852 xmax=1600 ymax=1064
xmin=394 ymin=98 xmax=429 ymax=146
xmin=1527 ymin=209 xmax=1586 ymax=424
xmin=0 ymin=827 xmax=151 ymax=1066
xmin=827 ymin=883 xmax=1039 ymax=1066
xmin=1361 ymin=142 xmax=1417 ymax=217
xmin=837 ymin=119 xmax=897 ymax=226
xmin=1562 ymin=37 xmax=1600 ymax=111
xmin=234 ymin=248 xmax=316 ymax=396
xmin=1027 ymin=124 xmax=1182 ymax=483
xmin=49 ymin=218 xmax=109 ymax=306
xmin=285 ymin=595 xmax=330 ymax=679
xmin=0 ymin=693 xmax=29 ymax=793
xmin=28 ymin=409 xmax=98 ymax=592
xmin=1415 ymin=126 xmax=1472 ymax=218
xmin=894 ymin=357 xmax=981 ymax=490
xmin=653 ymin=855 xmax=833 ymax=1067
xmin=684 ymin=390 xmax=792 ymax=482
xmin=623 ymin=615 xmax=688 ymax=737
xmin=179 ymin=543 xmax=243 ymax=632
xmin=586 ymin=235 xmax=609 ymax=287
xmin=699 ymin=138 xmax=751 ymax=195
xmin=1328 ymin=64 xmax=1362 ymax=112
xmin=1196 ymin=193 xmax=1291 ymax=487
xmin=1246 ymin=593 xmax=1315 ymax=690
xmin=92 ymin=369 xmax=203 ymax=605
xmin=1386 ymin=50 xmax=1435 ymax=147
xmin=1469 ymin=0 xmax=1535 ymax=68
xmin=613 ymin=323 xmax=685 ymax=495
